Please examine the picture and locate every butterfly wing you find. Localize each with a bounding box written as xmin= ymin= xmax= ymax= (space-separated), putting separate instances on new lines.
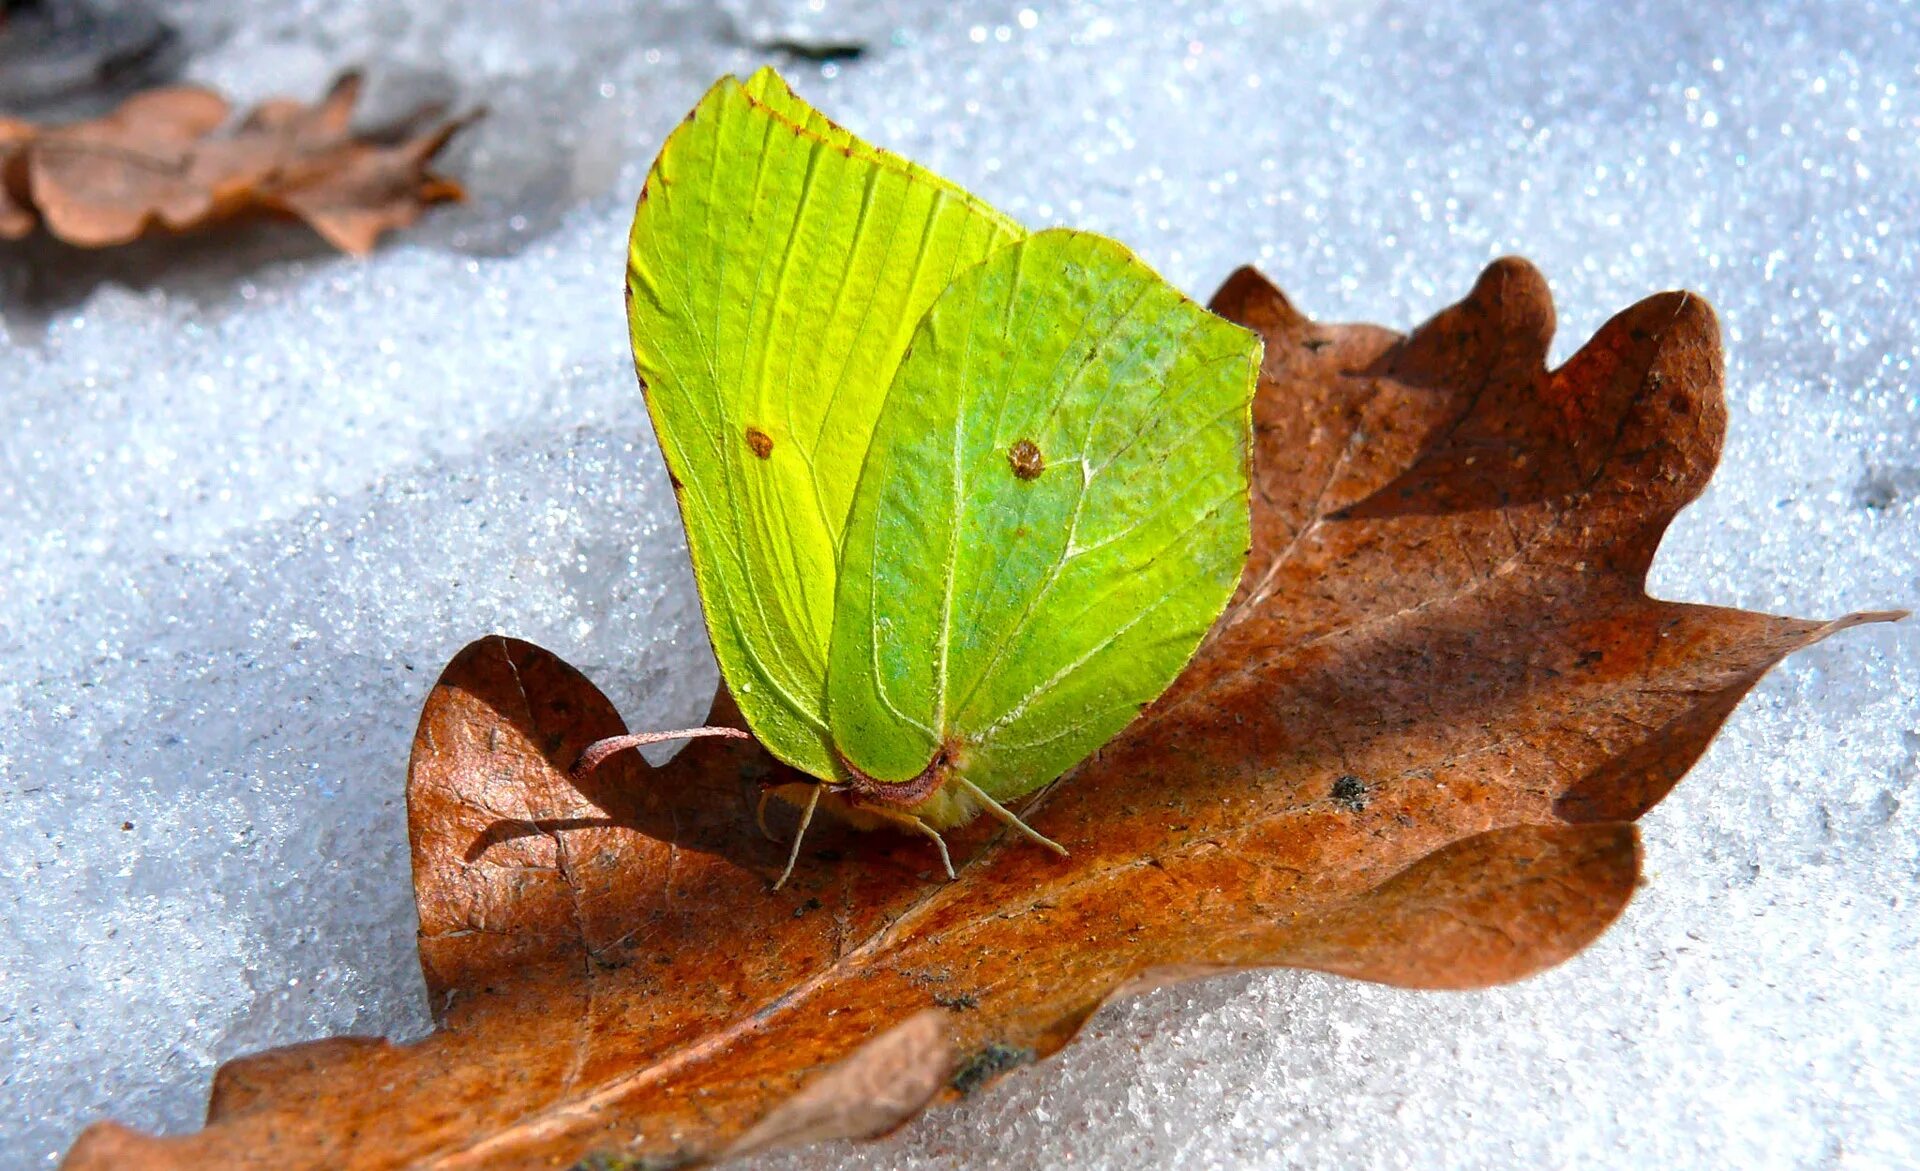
xmin=627 ymin=73 xmax=1023 ymax=778
xmin=826 ymin=229 xmax=1261 ymax=807
xmin=740 ymin=67 xmax=988 ymax=204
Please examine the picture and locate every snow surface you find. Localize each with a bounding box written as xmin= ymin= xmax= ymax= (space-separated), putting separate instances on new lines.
xmin=3 ymin=0 xmax=1916 ymax=1167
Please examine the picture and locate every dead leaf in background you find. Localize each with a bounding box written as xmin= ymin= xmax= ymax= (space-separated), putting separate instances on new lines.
xmin=0 ymin=115 xmax=38 ymax=238
xmin=61 ymin=258 xmax=1901 ymax=1170
xmin=1 ymin=72 xmax=470 ymax=253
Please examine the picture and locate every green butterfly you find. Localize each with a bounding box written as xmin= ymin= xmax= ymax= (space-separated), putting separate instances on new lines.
xmin=583 ymin=68 xmax=1261 ymax=886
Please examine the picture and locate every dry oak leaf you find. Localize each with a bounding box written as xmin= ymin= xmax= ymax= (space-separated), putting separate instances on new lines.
xmin=62 ymin=257 xmax=1900 ymax=1171
xmin=0 ymin=114 xmax=38 ymax=238
xmin=3 ymin=72 xmax=469 ymax=252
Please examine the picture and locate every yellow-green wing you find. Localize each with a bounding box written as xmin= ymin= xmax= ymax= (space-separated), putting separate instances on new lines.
xmin=741 ymin=67 xmax=986 ymax=205
xmin=826 ymin=229 xmax=1261 ymax=800
xmin=626 ymin=72 xmax=1023 ymax=778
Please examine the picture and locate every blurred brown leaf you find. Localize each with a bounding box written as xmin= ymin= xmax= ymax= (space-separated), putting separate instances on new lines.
xmin=1 ymin=72 xmax=469 ymax=253
xmin=0 ymin=114 xmax=38 ymax=238
xmin=61 ymin=258 xmax=1899 ymax=1170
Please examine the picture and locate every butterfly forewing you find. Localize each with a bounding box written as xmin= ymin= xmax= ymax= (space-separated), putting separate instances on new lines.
xmin=627 ymin=75 xmax=1023 ymax=778
xmin=826 ymin=229 xmax=1261 ymax=804
xmin=741 ymin=68 xmax=991 ymax=207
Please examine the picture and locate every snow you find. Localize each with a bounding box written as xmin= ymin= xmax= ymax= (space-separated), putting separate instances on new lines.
xmin=3 ymin=0 xmax=1915 ymax=1166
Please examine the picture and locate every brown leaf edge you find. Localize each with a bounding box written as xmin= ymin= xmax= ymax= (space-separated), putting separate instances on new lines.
xmin=3 ymin=72 xmax=475 ymax=253
xmin=61 ymin=258 xmax=1902 ymax=1171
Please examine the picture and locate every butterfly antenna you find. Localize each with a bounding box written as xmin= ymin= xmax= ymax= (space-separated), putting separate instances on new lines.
xmin=773 ymin=783 xmax=822 ymax=890
xmin=953 ymin=776 xmax=1068 ymax=857
xmin=572 ymin=726 xmax=751 ymax=777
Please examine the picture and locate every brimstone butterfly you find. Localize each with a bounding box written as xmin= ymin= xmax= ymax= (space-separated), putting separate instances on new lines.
xmin=586 ymin=69 xmax=1261 ymax=885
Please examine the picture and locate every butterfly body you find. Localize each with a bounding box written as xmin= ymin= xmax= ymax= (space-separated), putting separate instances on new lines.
xmin=764 ymin=767 xmax=982 ymax=834
xmin=622 ymin=69 xmax=1260 ymax=877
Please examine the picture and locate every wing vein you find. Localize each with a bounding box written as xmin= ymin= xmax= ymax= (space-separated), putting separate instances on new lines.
xmin=945 ymin=277 xmax=1163 ymax=720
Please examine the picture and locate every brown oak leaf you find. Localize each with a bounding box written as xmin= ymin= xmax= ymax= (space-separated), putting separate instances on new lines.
xmin=3 ymin=72 xmax=470 ymax=253
xmin=61 ymin=258 xmax=1899 ymax=1170
xmin=0 ymin=115 xmax=39 ymax=239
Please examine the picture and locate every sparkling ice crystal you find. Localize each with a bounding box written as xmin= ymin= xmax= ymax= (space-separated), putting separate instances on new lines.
xmin=3 ymin=1 xmax=1915 ymax=1166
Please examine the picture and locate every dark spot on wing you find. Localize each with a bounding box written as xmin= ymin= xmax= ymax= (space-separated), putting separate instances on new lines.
xmin=745 ymin=427 xmax=774 ymax=459
xmin=1008 ymin=438 xmax=1044 ymax=480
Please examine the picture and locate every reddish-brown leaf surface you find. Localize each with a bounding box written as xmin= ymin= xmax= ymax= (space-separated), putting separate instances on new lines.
xmin=62 ymin=258 xmax=1898 ymax=1170
xmin=0 ymin=73 xmax=469 ymax=252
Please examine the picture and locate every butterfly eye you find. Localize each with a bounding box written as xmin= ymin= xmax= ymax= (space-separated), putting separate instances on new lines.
xmin=1007 ymin=438 xmax=1044 ymax=480
xmin=744 ymin=427 xmax=774 ymax=460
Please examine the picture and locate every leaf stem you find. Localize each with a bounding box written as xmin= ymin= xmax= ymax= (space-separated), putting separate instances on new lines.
xmin=571 ymin=726 xmax=752 ymax=777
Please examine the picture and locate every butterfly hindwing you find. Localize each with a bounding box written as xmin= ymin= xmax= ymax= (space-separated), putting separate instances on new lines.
xmin=627 ymin=75 xmax=1023 ymax=778
xmin=825 ymin=229 xmax=1261 ymax=808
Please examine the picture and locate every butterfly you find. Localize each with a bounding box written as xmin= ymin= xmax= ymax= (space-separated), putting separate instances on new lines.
xmin=581 ymin=68 xmax=1261 ymax=886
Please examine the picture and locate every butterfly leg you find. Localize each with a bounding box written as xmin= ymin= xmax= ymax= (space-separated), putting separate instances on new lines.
xmin=754 ymin=789 xmax=780 ymax=841
xmin=772 ymin=783 xmax=823 ymax=891
xmin=915 ymin=820 xmax=956 ymax=880
xmin=854 ymin=806 xmax=955 ymax=879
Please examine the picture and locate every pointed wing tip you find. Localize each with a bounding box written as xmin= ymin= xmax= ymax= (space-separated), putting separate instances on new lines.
xmin=745 ymin=63 xmax=789 ymax=88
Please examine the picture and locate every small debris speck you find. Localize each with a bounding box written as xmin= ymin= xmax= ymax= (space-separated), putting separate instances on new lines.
xmin=951 ymin=1042 xmax=1034 ymax=1095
